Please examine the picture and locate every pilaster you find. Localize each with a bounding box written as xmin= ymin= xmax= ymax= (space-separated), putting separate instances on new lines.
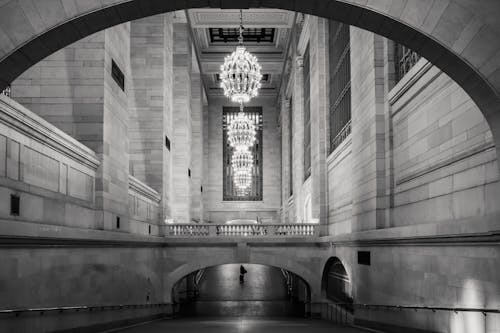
xmin=292 ymin=56 xmax=305 ymax=223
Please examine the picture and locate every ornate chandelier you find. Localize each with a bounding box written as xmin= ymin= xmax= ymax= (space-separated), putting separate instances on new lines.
xmin=227 ymin=111 xmax=256 ymax=150
xmin=231 ymin=148 xmax=253 ymax=171
xmin=233 ymin=169 xmax=253 ymax=190
xmin=220 ymin=10 xmax=262 ymax=194
xmin=219 ymin=11 xmax=262 ymax=104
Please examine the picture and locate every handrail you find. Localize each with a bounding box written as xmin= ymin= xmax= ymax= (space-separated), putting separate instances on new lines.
xmin=0 ymin=303 xmax=173 ymax=315
xmin=322 ymin=302 xmax=500 ymax=314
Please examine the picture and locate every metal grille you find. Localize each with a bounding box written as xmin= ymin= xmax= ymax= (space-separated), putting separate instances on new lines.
xmin=395 ymin=43 xmax=421 ymax=83
xmin=209 ymin=28 xmax=275 ymax=43
xmin=329 ymin=21 xmax=351 ymax=153
xmin=222 ymin=107 xmax=263 ymax=201
xmin=303 ymin=46 xmax=311 ymax=180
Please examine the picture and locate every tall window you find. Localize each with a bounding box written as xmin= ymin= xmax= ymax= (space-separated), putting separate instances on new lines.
xmin=223 ymin=107 xmax=263 ymax=201
xmin=303 ymin=46 xmax=311 ymax=180
xmin=289 ymin=96 xmax=293 ymax=196
xmin=394 ymin=43 xmax=421 ymax=83
xmin=329 ymin=21 xmax=351 ymax=153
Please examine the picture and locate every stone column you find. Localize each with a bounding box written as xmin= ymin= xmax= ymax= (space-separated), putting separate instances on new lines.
xmin=129 ymin=13 xmax=175 ymax=225
xmin=309 ymin=17 xmax=329 ymax=234
xmin=292 ymin=56 xmax=305 ymax=224
xmin=350 ymin=27 xmax=387 ymax=231
xmin=280 ymin=97 xmax=291 ymax=223
xmin=190 ymin=54 xmax=204 ymax=223
xmin=171 ymin=23 xmax=192 ymax=224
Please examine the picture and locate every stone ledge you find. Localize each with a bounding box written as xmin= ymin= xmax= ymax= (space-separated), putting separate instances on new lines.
xmin=128 ymin=175 xmax=161 ymax=203
xmin=0 ymin=95 xmax=100 ymax=170
xmin=387 ymin=58 xmax=433 ymax=108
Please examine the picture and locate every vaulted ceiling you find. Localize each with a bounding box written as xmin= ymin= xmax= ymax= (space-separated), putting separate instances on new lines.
xmin=185 ymin=9 xmax=296 ymax=97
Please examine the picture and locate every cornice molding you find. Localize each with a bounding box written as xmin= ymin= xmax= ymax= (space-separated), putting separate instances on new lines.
xmin=0 ymin=95 xmax=100 ymax=170
xmin=129 ymin=175 xmax=161 ymax=203
xmin=297 ymin=15 xmax=311 ymax=56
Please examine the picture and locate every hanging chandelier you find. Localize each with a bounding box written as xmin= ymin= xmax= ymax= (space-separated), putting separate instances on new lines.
xmin=231 ymin=148 xmax=253 ymax=171
xmin=233 ymin=169 xmax=253 ymax=190
xmin=227 ymin=111 xmax=256 ymax=151
xmin=221 ymin=10 xmax=262 ymax=195
xmin=219 ymin=11 xmax=262 ymax=105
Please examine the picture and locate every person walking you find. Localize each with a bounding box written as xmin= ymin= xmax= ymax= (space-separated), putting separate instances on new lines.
xmin=239 ymin=265 xmax=247 ymax=284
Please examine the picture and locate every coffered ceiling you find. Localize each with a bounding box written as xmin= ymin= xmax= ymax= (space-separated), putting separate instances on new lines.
xmin=186 ymin=9 xmax=296 ymax=97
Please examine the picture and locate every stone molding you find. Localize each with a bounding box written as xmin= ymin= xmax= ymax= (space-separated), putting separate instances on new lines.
xmin=395 ymin=141 xmax=496 ymax=186
xmin=387 ymin=58 xmax=433 ymax=108
xmin=297 ymin=15 xmax=311 ymax=56
xmin=128 ymin=175 xmax=161 ymax=203
xmin=0 ymin=95 xmax=100 ymax=170
xmin=326 ymin=134 xmax=352 ymax=171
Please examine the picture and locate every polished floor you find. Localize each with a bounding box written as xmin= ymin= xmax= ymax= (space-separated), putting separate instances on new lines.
xmin=117 ymin=318 xmax=369 ymax=333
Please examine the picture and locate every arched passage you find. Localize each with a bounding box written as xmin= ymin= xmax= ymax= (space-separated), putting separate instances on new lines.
xmin=1 ymin=1 xmax=500 ymax=165
xmin=321 ymin=257 xmax=353 ymax=307
xmin=171 ymin=263 xmax=311 ymax=317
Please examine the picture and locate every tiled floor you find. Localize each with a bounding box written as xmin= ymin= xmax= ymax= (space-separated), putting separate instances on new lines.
xmin=117 ymin=317 xmax=370 ymax=333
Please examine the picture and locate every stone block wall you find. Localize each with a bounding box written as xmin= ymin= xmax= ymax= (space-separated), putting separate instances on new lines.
xmin=129 ymin=13 xmax=175 ymax=223
xmin=326 ymin=137 xmax=352 ymax=235
xmin=9 ymin=23 xmax=133 ymax=233
xmin=0 ymin=245 xmax=166 ymax=332
xmin=389 ymin=59 xmax=500 ymax=229
xmin=0 ymin=95 xmax=98 ymax=230
xmin=128 ymin=175 xmax=161 ymax=236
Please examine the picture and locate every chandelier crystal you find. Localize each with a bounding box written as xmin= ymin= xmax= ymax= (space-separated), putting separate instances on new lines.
xmin=231 ymin=148 xmax=254 ymax=171
xmin=220 ymin=46 xmax=262 ymax=104
xmin=233 ymin=169 xmax=253 ymax=190
xmin=220 ymin=10 xmax=262 ymax=105
xmin=227 ymin=110 xmax=257 ymax=151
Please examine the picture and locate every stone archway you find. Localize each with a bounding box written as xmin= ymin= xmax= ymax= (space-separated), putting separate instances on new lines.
xmin=321 ymin=257 xmax=353 ymax=305
xmin=1 ymin=1 xmax=500 ymax=164
xmin=166 ymin=257 xmax=317 ymax=302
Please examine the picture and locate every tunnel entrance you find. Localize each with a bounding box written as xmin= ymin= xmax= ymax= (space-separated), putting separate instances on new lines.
xmin=172 ymin=264 xmax=310 ymax=317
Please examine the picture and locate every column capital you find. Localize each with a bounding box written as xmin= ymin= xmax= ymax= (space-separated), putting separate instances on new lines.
xmin=295 ymin=56 xmax=304 ymax=68
xmin=282 ymin=97 xmax=291 ymax=109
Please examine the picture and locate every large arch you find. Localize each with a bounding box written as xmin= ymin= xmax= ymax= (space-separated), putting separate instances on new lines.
xmin=164 ymin=255 xmax=320 ymax=303
xmin=1 ymin=1 xmax=500 ymax=163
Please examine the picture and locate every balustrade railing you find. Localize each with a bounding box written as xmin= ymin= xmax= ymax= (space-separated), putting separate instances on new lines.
xmin=163 ymin=223 xmax=319 ymax=237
